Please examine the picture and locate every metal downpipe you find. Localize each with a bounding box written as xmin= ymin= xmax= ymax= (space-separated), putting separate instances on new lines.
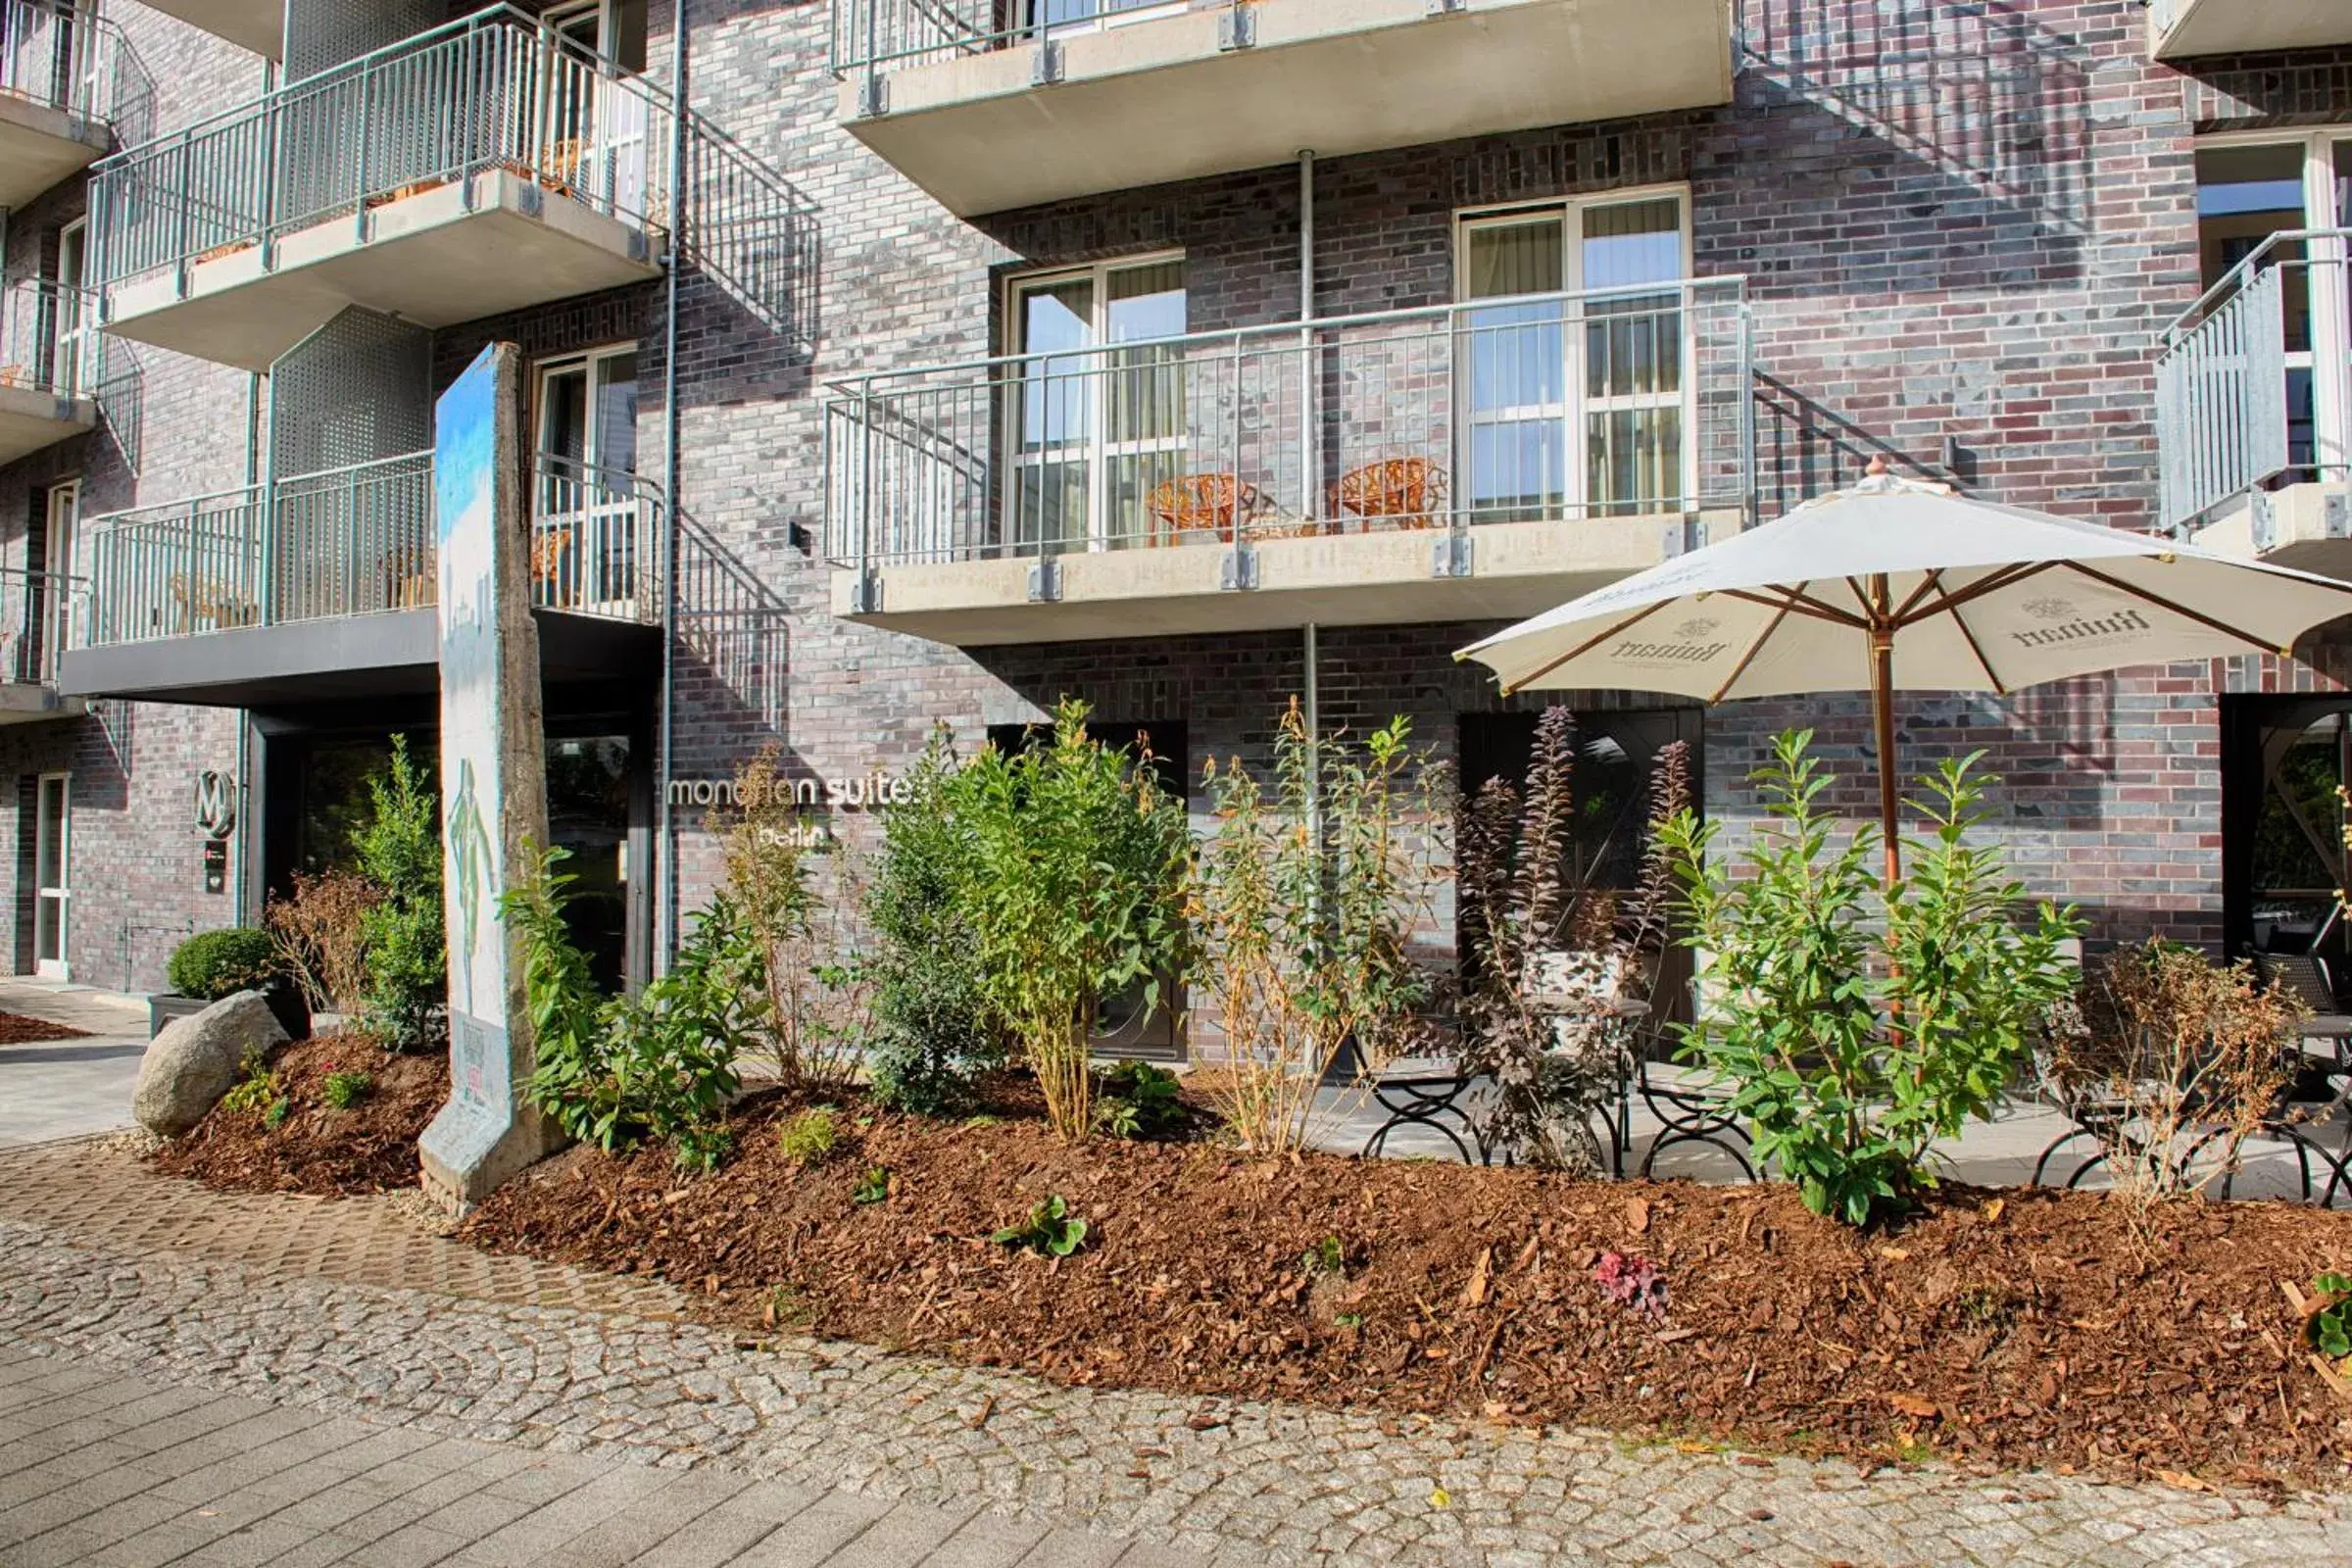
xmin=655 ymin=0 xmax=687 ymax=976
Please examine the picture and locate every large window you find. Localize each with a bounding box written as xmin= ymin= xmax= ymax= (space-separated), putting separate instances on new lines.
xmin=1004 ymin=255 xmax=1188 ymax=554
xmin=2194 ymin=132 xmax=2352 ymax=482
xmin=536 ymin=344 xmax=640 ymax=611
xmin=1456 ymin=191 xmax=1691 ymax=522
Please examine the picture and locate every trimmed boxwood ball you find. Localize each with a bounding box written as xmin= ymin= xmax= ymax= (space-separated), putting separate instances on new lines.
xmin=167 ymin=927 xmax=280 ymax=1002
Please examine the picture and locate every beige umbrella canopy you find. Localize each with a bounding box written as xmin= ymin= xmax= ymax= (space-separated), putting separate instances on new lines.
xmin=1456 ymin=466 xmax=2352 ymax=877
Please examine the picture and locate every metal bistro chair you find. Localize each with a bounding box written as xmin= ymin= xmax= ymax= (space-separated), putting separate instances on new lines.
xmin=1628 ymin=954 xmax=1757 ymax=1180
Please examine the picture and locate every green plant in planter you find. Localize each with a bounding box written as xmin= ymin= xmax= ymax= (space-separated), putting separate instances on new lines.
xmin=992 ymin=1194 xmax=1088 ymax=1257
xmin=167 ymin=927 xmax=278 ymax=1001
xmin=1657 ymin=730 xmax=2081 ymax=1226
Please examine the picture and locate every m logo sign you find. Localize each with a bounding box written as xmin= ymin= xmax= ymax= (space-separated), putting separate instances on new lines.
xmin=193 ymin=770 xmax=236 ymax=840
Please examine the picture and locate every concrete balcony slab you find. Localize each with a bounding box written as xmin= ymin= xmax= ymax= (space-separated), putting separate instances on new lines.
xmin=103 ymin=171 xmax=663 ymax=373
xmin=2151 ymin=0 xmax=2352 ymax=59
xmin=128 ymin=0 xmax=281 ymax=58
xmin=840 ymin=0 xmax=1735 ymax=218
xmin=0 ymin=382 xmax=97 ymax=468
xmin=2191 ymin=483 xmax=2352 ymax=583
xmin=0 ymin=95 xmax=110 ymax=211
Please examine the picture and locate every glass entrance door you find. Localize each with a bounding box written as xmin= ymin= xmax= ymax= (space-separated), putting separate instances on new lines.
xmin=33 ymin=772 xmax=69 ymax=979
xmin=536 ymin=347 xmax=640 ymax=612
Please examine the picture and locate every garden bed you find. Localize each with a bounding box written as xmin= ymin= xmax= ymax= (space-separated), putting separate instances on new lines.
xmin=150 ymin=1033 xmax=445 ymax=1197
xmin=460 ymin=1087 xmax=2352 ymax=1490
xmin=0 ymin=1010 xmax=90 ymax=1045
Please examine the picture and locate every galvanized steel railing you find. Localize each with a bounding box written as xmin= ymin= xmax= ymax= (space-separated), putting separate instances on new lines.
xmin=78 ymin=450 xmax=664 ymax=648
xmin=0 ymin=567 xmax=81 ymax=686
xmin=830 ymin=0 xmax=1168 ymax=78
xmin=1 ymin=0 xmax=132 ymax=124
xmin=85 ymin=5 xmax=670 ymax=296
xmin=2157 ymin=229 xmax=2352 ymax=533
xmin=824 ymin=276 xmax=1753 ymax=570
xmin=0 ymin=277 xmax=102 ymax=399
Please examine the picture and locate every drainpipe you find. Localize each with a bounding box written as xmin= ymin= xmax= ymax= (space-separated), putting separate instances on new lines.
xmin=1298 ymin=151 xmax=1320 ymax=867
xmin=655 ymin=0 xmax=687 ymax=975
xmin=237 ymin=367 xmax=263 ymax=925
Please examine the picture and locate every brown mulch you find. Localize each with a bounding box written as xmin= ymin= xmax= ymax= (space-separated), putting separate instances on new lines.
xmin=149 ymin=1033 xmax=444 ymax=1196
xmin=461 ymin=1085 xmax=2352 ymax=1490
xmin=0 ymin=1010 xmax=90 ymax=1045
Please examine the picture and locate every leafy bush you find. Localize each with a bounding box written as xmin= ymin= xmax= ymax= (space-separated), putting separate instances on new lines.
xmin=1094 ymin=1060 xmax=1184 ymax=1140
xmin=992 ymin=1194 xmax=1088 ymax=1257
xmin=2308 ymin=1272 xmax=2352 ymax=1362
xmin=671 ymin=1121 xmax=734 ymax=1175
xmin=956 ymin=699 xmax=1192 ymax=1141
xmin=354 ymin=736 xmax=445 ymax=1053
xmin=506 ymin=844 xmax=745 ymax=1163
xmin=1658 ymin=730 xmax=2082 ymax=1225
xmin=777 ymin=1107 xmax=842 ymax=1166
xmin=220 ymin=1049 xmax=276 ymax=1117
xmin=167 ymin=927 xmax=278 ymax=1001
xmin=266 ymin=870 xmax=381 ymax=1016
xmin=864 ymin=731 xmax=1003 ymax=1116
xmin=1191 ymin=700 xmax=1444 ymax=1153
xmin=320 ymin=1069 xmax=373 ymax=1110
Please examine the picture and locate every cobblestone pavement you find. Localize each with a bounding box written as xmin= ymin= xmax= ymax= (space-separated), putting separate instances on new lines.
xmin=4 ymin=1143 xmax=2352 ymax=1566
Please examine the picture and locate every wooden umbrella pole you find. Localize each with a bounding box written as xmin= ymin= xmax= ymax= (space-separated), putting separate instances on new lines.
xmin=1870 ymin=575 xmax=1900 ymax=885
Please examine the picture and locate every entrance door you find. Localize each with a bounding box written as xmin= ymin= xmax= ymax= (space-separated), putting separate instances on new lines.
xmin=547 ymin=734 xmax=631 ymax=992
xmin=535 ymin=347 xmax=641 ymax=612
xmin=33 ymin=772 xmax=69 ymax=979
xmin=2222 ymin=695 xmax=2352 ymax=965
xmin=538 ymin=0 xmax=649 ymax=217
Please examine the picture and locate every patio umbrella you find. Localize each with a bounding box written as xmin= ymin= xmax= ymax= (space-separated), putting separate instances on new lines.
xmin=1455 ymin=464 xmax=2352 ymax=880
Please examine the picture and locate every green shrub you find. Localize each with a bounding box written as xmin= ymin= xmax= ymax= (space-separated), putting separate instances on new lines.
xmin=320 ymin=1069 xmax=373 ymax=1110
xmin=1094 ymin=1060 xmax=1183 ymax=1140
xmin=2309 ymin=1272 xmax=2352 ymax=1361
xmin=506 ymin=843 xmax=745 ymax=1163
xmin=671 ymin=1121 xmax=734 ymax=1175
xmin=992 ymin=1194 xmax=1088 ymax=1257
xmin=1658 ymin=730 xmax=2082 ymax=1225
xmin=354 ymin=735 xmax=445 ymax=1053
xmin=777 ymin=1107 xmax=842 ymax=1166
xmin=167 ymin=927 xmax=278 ymax=1001
xmin=864 ymin=729 xmax=1002 ymax=1116
xmin=220 ymin=1049 xmax=276 ymax=1117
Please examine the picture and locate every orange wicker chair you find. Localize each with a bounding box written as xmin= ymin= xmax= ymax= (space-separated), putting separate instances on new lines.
xmin=1330 ymin=458 xmax=1448 ymax=530
xmin=1145 ymin=472 xmax=1274 ymax=544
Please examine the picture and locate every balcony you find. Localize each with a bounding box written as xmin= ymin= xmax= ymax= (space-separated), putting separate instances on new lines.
xmin=86 ymin=6 xmax=669 ymax=372
xmin=2157 ymin=230 xmax=2352 ymax=576
xmin=0 ymin=567 xmax=83 ymax=723
xmin=59 ymin=452 xmax=663 ymax=707
xmin=130 ymin=0 xmax=279 ymax=61
xmin=2149 ymin=0 xmax=2352 ymax=61
xmin=829 ymin=0 xmax=1738 ymax=218
xmin=825 ymin=276 xmax=1751 ymax=646
xmin=0 ymin=0 xmax=135 ymax=209
xmin=0 ymin=278 xmax=100 ymax=466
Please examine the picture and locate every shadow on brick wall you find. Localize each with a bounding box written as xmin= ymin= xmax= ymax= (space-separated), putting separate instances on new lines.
xmin=1751 ymin=368 xmax=1965 ymax=514
xmin=672 ymin=508 xmax=790 ymax=739
xmin=677 ymin=113 xmax=823 ymax=404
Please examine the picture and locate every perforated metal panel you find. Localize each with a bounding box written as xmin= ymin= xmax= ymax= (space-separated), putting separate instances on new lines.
xmin=270 ymin=306 xmax=429 ymax=480
xmin=284 ymin=0 xmax=442 ymax=83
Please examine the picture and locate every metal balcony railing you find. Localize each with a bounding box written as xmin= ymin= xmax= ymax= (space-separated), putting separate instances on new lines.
xmin=2157 ymin=229 xmax=2352 ymax=534
xmin=0 ymin=567 xmax=81 ymax=686
xmin=0 ymin=277 xmax=102 ymax=400
xmin=830 ymin=0 xmax=1172 ymax=78
xmin=1 ymin=0 xmax=132 ymax=124
xmin=824 ymin=276 xmax=1753 ymax=572
xmin=78 ymin=450 xmax=664 ymax=649
xmin=85 ymin=4 xmax=672 ymax=297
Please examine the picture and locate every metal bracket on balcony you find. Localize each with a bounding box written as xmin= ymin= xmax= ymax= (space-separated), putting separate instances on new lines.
xmin=516 ymin=183 xmax=545 ymax=219
xmin=1425 ymin=0 xmax=1463 ymax=14
xmin=848 ymin=568 xmax=883 ymax=614
xmin=2325 ymin=491 xmax=2351 ymax=540
xmin=857 ymin=74 xmax=888 ymax=117
xmin=1430 ymin=532 xmax=1473 ymax=578
xmin=1661 ymin=515 xmax=1706 ymax=559
xmin=1031 ymin=39 xmax=1064 ymax=84
xmin=2250 ymin=490 xmax=2278 ymax=555
xmin=1027 ymin=558 xmax=1063 ymax=603
xmin=1218 ymin=5 xmax=1255 ymax=50
xmin=1221 ymin=544 xmax=1259 ymax=590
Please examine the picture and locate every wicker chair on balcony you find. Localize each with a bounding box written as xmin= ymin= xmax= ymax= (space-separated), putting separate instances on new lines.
xmin=1144 ymin=472 xmax=1276 ymax=546
xmin=530 ymin=524 xmax=578 ymax=606
xmin=1330 ymin=458 xmax=1447 ymax=531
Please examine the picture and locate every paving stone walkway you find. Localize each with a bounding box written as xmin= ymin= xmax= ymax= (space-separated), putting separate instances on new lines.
xmin=3 ymin=1141 xmax=2352 ymax=1566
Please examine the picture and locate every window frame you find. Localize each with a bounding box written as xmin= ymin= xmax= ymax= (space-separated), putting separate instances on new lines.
xmin=1452 ymin=184 xmax=1698 ymax=522
xmin=32 ymin=769 xmax=70 ymax=980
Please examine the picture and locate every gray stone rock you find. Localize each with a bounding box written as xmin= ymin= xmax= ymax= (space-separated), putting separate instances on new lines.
xmin=132 ymin=990 xmax=288 ymax=1136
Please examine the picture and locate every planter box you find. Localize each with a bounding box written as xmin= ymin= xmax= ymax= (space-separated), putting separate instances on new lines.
xmin=149 ymin=984 xmax=311 ymax=1043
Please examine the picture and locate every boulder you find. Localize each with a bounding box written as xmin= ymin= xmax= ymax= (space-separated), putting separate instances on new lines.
xmin=132 ymin=990 xmax=288 ymax=1136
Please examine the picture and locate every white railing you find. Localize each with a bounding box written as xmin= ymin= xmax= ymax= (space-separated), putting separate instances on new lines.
xmin=0 ymin=277 xmax=101 ymax=400
xmin=86 ymin=5 xmax=670 ymax=296
xmin=1 ymin=0 xmax=133 ymax=124
xmin=2157 ymin=229 xmax=2352 ymax=534
xmin=825 ymin=276 xmax=1753 ymax=569
xmin=0 ymin=567 xmax=80 ymax=685
xmin=78 ymin=450 xmax=663 ymax=648
xmin=830 ymin=0 xmax=1169 ymax=77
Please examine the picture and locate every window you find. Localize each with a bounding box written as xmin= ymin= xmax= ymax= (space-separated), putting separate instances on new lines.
xmin=537 ymin=0 xmax=651 ymax=217
xmin=1004 ymin=255 xmax=1188 ymax=554
xmin=543 ymin=0 xmax=647 ymax=72
xmin=536 ymin=345 xmax=641 ymax=611
xmin=49 ymin=219 xmax=88 ymax=396
xmin=37 ymin=481 xmax=76 ymax=682
xmin=2193 ymin=131 xmax=2352 ymax=482
xmin=1028 ymin=0 xmax=1182 ymax=38
xmin=32 ymin=771 xmax=69 ymax=979
xmin=1456 ymin=191 xmax=1691 ymax=522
